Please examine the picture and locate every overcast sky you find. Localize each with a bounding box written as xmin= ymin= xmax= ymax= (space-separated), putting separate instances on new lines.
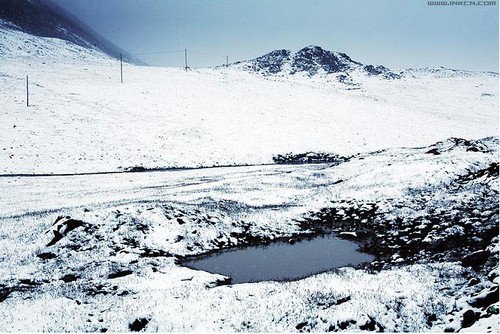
xmin=50 ymin=0 xmax=498 ymax=71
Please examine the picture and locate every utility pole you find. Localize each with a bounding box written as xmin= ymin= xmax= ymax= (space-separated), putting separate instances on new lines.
xmin=26 ymin=75 xmax=29 ymax=107
xmin=120 ymin=53 xmax=123 ymax=83
xmin=184 ymin=49 xmax=188 ymax=71
xmin=226 ymin=55 xmax=229 ymax=67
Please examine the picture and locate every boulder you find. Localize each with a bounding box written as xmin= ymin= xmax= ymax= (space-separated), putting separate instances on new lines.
xmin=461 ymin=250 xmax=489 ymax=267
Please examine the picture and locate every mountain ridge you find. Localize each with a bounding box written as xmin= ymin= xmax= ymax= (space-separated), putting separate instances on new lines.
xmin=0 ymin=0 xmax=144 ymax=64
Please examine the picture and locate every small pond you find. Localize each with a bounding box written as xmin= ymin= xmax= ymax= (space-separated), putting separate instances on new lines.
xmin=181 ymin=234 xmax=374 ymax=284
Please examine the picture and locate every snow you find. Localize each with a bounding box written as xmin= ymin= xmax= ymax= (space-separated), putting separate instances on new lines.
xmin=0 ymin=21 xmax=498 ymax=332
xmin=0 ymin=24 xmax=498 ymax=174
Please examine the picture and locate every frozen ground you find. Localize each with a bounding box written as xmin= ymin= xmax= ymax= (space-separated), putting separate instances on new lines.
xmin=0 ymin=137 xmax=498 ymax=332
xmin=0 ymin=22 xmax=498 ymax=332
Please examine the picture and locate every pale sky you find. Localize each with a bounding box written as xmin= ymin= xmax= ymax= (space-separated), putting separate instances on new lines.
xmin=51 ymin=0 xmax=499 ymax=71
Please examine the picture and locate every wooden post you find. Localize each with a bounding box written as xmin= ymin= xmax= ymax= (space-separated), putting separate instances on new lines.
xmin=120 ymin=53 xmax=123 ymax=83
xmin=26 ymin=75 xmax=29 ymax=107
xmin=184 ymin=49 xmax=188 ymax=71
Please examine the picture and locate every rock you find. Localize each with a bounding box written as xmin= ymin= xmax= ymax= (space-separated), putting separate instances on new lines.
xmin=37 ymin=252 xmax=57 ymax=260
xmin=338 ymin=319 xmax=356 ymax=330
xmin=0 ymin=287 xmax=12 ymax=302
xmin=295 ymin=321 xmax=308 ymax=330
xmin=426 ymin=313 xmax=437 ymax=327
xmin=127 ymin=166 xmax=146 ymax=172
xmin=108 ymin=270 xmax=133 ymax=279
xmin=467 ymin=278 xmax=480 ymax=286
xmin=60 ymin=274 xmax=79 ymax=283
xmin=129 ymin=318 xmax=149 ymax=332
xmin=468 ymin=285 xmax=499 ymax=308
xmin=359 ymin=317 xmax=376 ymax=331
xmin=461 ymin=309 xmax=478 ymax=328
xmin=488 ymin=269 xmax=499 ymax=282
xmin=461 ymin=250 xmax=490 ymax=267
xmin=334 ymin=296 xmax=351 ymax=305
xmin=47 ymin=217 xmax=85 ymax=246
xmin=425 ymin=148 xmax=441 ymax=155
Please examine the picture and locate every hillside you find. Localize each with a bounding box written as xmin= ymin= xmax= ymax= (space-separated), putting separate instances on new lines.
xmin=0 ymin=0 xmax=143 ymax=63
xmin=0 ymin=23 xmax=497 ymax=174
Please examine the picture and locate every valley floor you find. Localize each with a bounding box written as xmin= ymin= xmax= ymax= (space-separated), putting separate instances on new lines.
xmin=1 ymin=27 xmax=498 ymax=331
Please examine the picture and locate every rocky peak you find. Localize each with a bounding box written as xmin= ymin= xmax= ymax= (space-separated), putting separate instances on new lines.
xmin=291 ymin=45 xmax=362 ymax=75
xmin=232 ymin=45 xmax=401 ymax=81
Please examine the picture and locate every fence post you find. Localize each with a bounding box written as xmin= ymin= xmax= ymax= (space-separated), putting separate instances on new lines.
xmin=120 ymin=53 xmax=123 ymax=83
xmin=26 ymin=75 xmax=29 ymax=107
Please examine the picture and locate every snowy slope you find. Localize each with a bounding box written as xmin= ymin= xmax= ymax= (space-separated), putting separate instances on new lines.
xmin=0 ymin=0 xmax=142 ymax=63
xmin=0 ymin=25 xmax=497 ymax=174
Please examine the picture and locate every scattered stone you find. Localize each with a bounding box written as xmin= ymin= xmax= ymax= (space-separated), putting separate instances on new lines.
xmin=461 ymin=309 xmax=478 ymax=328
xmin=37 ymin=252 xmax=57 ymax=260
xmin=467 ymin=278 xmax=480 ymax=287
xmin=359 ymin=317 xmax=376 ymax=331
xmin=126 ymin=166 xmax=147 ymax=172
xmin=338 ymin=319 xmax=356 ymax=330
xmin=108 ymin=270 xmax=133 ymax=279
xmin=468 ymin=285 xmax=499 ymax=308
xmin=426 ymin=313 xmax=437 ymax=327
xmin=461 ymin=250 xmax=490 ymax=267
xmin=60 ymin=274 xmax=79 ymax=283
xmin=47 ymin=217 xmax=85 ymax=246
xmin=335 ymin=296 xmax=351 ymax=305
xmin=425 ymin=148 xmax=441 ymax=155
xmin=273 ymin=152 xmax=348 ymax=165
xmin=139 ymin=248 xmax=171 ymax=258
xmin=0 ymin=287 xmax=12 ymax=302
xmin=129 ymin=318 xmax=149 ymax=332
xmin=295 ymin=321 xmax=308 ymax=330
xmin=488 ymin=269 xmax=499 ymax=282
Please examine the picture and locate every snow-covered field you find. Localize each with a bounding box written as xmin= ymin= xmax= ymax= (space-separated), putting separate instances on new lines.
xmin=0 ymin=24 xmax=498 ymax=174
xmin=0 ymin=22 xmax=498 ymax=332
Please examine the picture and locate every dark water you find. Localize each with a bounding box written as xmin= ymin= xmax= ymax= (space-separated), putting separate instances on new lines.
xmin=182 ymin=234 xmax=374 ymax=284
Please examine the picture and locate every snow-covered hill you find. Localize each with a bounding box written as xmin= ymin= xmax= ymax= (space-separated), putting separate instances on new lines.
xmin=230 ymin=45 xmax=499 ymax=86
xmin=231 ymin=45 xmax=401 ymax=81
xmin=0 ymin=0 xmax=143 ymax=64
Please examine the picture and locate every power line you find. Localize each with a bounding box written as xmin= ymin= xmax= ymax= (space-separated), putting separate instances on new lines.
xmin=190 ymin=50 xmax=227 ymax=58
xmin=130 ymin=49 xmax=185 ymax=56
